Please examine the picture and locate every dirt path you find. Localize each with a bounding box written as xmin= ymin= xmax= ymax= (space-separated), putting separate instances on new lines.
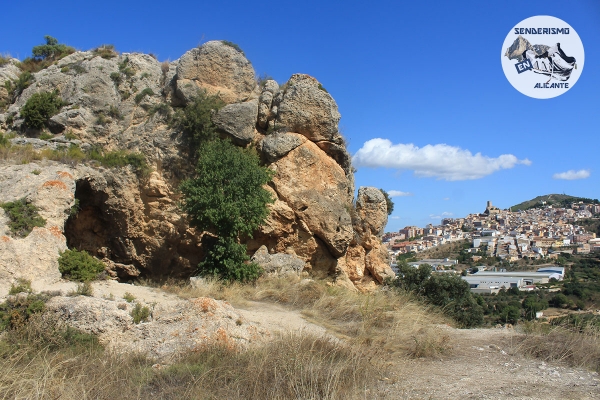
xmin=374 ymin=326 xmax=600 ymax=399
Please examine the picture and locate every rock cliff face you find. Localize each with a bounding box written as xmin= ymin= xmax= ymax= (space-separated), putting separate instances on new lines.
xmin=0 ymin=40 xmax=393 ymax=292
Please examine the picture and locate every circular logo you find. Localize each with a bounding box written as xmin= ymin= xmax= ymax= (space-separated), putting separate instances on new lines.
xmin=501 ymin=16 xmax=584 ymax=99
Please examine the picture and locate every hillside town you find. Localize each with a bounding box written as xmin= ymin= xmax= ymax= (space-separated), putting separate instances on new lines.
xmin=384 ymin=200 xmax=600 ymax=262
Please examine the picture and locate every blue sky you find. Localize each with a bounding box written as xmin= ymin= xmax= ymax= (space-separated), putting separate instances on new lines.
xmin=2 ymin=0 xmax=599 ymax=231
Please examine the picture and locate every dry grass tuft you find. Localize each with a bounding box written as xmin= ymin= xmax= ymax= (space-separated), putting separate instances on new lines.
xmin=512 ymin=321 xmax=600 ymax=371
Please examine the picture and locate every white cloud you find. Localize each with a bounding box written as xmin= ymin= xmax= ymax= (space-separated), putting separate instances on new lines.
xmin=441 ymin=212 xmax=453 ymax=216
xmin=353 ymin=138 xmax=531 ymax=181
xmin=429 ymin=214 xmax=441 ymax=220
xmin=443 ymin=197 xmax=450 ymax=201
xmin=388 ymin=190 xmax=413 ymax=197
xmin=390 ymin=216 xmax=401 ymax=220
xmin=552 ymin=169 xmax=590 ymax=180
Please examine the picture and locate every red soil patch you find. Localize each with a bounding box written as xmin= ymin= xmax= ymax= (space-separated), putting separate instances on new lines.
xmin=57 ymin=171 xmax=74 ymax=179
xmin=42 ymin=180 xmax=68 ymax=190
xmin=48 ymin=226 xmax=63 ymax=238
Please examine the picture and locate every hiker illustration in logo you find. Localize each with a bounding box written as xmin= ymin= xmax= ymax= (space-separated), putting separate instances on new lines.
xmin=501 ymin=16 xmax=584 ymax=99
xmin=506 ymin=38 xmax=576 ymax=84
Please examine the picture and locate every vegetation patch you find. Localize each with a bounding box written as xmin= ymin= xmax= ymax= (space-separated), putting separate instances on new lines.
xmin=130 ymin=302 xmax=150 ymax=324
xmin=134 ymin=88 xmax=154 ymax=104
xmin=0 ymin=198 xmax=46 ymax=237
xmin=20 ymin=90 xmax=65 ymax=130
xmin=58 ymin=249 xmax=105 ymax=282
xmin=180 ymin=138 xmax=274 ymax=282
xmin=93 ymin=44 xmax=118 ymax=59
xmin=19 ymin=36 xmax=75 ymax=73
xmin=220 ymin=40 xmax=244 ymax=55
xmin=173 ymin=89 xmax=224 ymax=151
xmin=387 ymin=263 xmax=484 ymax=327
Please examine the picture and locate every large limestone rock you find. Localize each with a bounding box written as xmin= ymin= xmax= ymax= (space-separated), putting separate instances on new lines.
xmin=176 ymin=41 xmax=257 ymax=104
xmin=276 ymin=74 xmax=341 ymax=142
xmin=342 ymin=187 xmax=395 ymax=286
xmin=270 ymin=140 xmax=353 ymax=258
xmin=250 ymin=245 xmax=306 ymax=275
xmin=0 ymin=163 xmax=78 ymax=293
xmin=213 ymin=99 xmax=258 ymax=145
xmin=259 ymin=131 xmax=306 ymax=163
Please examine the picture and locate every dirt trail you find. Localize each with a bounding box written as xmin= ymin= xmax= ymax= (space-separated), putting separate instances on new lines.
xmin=375 ymin=326 xmax=600 ymax=399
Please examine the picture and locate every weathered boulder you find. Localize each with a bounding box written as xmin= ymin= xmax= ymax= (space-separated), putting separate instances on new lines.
xmin=250 ymin=245 xmax=306 ymax=275
xmin=270 ymin=141 xmax=353 ymax=258
xmin=342 ymin=187 xmax=394 ymax=285
xmin=259 ymin=131 xmax=306 ymax=163
xmin=276 ymin=74 xmax=341 ymax=142
xmin=213 ymin=99 xmax=258 ymax=145
xmin=176 ymin=41 xmax=257 ymax=104
xmin=355 ymin=187 xmax=388 ymax=240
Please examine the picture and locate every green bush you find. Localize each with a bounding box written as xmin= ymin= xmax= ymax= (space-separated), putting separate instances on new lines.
xmin=130 ymin=302 xmax=150 ymax=324
xmin=123 ymin=292 xmax=135 ymax=303
xmin=386 ymin=263 xmax=484 ymax=327
xmin=14 ymin=71 xmax=34 ymax=96
xmin=93 ymin=44 xmax=117 ymax=59
xmin=20 ymin=90 xmax=64 ymax=130
xmin=110 ymin=72 xmax=122 ymax=84
xmin=31 ymin=36 xmax=75 ymax=61
xmin=379 ymin=189 xmax=394 ymax=215
xmin=174 ymin=90 xmax=224 ymax=150
xmin=180 ymin=139 xmax=273 ymax=282
xmin=199 ymin=236 xmax=263 ymax=282
xmin=134 ymin=88 xmax=154 ymax=104
xmin=69 ymin=281 xmax=93 ymax=297
xmin=0 ymin=293 xmax=49 ymax=331
xmin=0 ymin=198 xmax=46 ymax=237
xmin=58 ymin=249 xmax=105 ymax=282
xmin=8 ymin=278 xmax=32 ymax=295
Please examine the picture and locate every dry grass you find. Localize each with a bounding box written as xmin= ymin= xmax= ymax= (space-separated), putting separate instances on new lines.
xmin=163 ymin=275 xmax=452 ymax=358
xmin=0 ymin=276 xmax=454 ymax=398
xmin=0 ymin=314 xmax=376 ymax=399
xmin=512 ymin=321 xmax=600 ymax=371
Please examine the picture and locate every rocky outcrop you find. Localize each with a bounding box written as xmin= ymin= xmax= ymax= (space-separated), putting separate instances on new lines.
xmin=213 ymin=99 xmax=258 ymax=145
xmin=275 ymin=74 xmax=341 ymax=142
xmin=44 ymin=294 xmax=268 ymax=361
xmin=343 ymin=187 xmax=395 ymax=289
xmin=176 ymin=41 xmax=257 ymax=104
xmin=250 ymin=245 xmax=306 ymax=275
xmin=0 ymin=40 xmax=393 ymax=292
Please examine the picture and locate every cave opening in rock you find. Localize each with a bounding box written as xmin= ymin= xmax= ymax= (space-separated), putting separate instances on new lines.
xmin=65 ymin=179 xmax=111 ymax=258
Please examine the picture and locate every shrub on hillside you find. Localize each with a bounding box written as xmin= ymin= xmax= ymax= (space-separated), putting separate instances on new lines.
xmin=0 ymin=198 xmax=46 ymax=237
xmin=180 ymin=139 xmax=273 ymax=282
xmin=387 ymin=263 xmax=484 ymax=327
xmin=174 ymin=90 xmax=224 ymax=151
xmin=58 ymin=249 xmax=105 ymax=282
xmin=20 ymin=90 xmax=64 ymax=130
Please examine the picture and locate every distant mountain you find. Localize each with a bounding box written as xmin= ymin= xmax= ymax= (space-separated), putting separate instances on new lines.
xmin=510 ymin=194 xmax=599 ymax=211
xmin=504 ymin=35 xmax=549 ymax=61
